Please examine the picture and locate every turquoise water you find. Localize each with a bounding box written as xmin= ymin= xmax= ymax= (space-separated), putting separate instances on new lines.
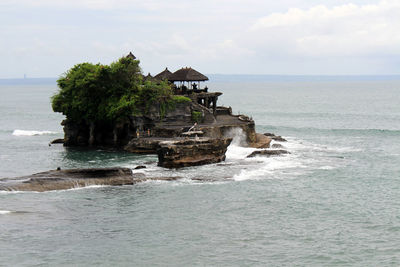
xmin=1 ymin=78 xmax=400 ymax=266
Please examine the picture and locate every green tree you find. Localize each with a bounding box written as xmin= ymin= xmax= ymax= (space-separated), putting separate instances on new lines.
xmin=52 ymin=57 xmax=144 ymax=123
xmin=52 ymin=56 xmax=184 ymax=126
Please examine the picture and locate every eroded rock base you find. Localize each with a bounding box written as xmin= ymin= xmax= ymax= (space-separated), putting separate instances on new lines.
xmin=157 ymin=138 xmax=232 ymax=168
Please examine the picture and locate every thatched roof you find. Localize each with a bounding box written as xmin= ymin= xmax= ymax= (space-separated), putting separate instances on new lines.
xmin=126 ymin=52 xmax=136 ymax=60
xmin=144 ymin=73 xmax=157 ymax=82
xmin=154 ymin=67 xmax=172 ymax=81
xmin=168 ymin=67 xmax=208 ymax=82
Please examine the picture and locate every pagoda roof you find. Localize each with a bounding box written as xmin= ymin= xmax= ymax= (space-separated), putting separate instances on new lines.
xmin=126 ymin=52 xmax=136 ymax=60
xmin=168 ymin=67 xmax=208 ymax=82
xmin=143 ymin=73 xmax=157 ymax=82
xmin=154 ymin=67 xmax=173 ymax=81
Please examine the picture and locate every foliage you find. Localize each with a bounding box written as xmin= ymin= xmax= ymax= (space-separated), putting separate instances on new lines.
xmin=137 ymin=80 xmax=173 ymax=113
xmin=171 ymin=95 xmax=191 ymax=103
xmin=191 ymin=111 xmax=203 ymax=123
xmin=52 ymin=57 xmax=174 ymax=123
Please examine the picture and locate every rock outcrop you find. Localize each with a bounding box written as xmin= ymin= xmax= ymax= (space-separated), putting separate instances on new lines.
xmin=250 ymin=133 xmax=272 ymax=148
xmin=157 ymin=138 xmax=232 ymax=168
xmin=124 ymin=138 xmax=167 ymax=153
xmin=0 ymin=168 xmax=179 ymax=192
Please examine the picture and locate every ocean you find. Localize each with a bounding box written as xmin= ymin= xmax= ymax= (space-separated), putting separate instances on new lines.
xmin=1 ymin=77 xmax=400 ymax=266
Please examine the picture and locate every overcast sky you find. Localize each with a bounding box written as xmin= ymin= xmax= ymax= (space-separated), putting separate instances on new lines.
xmin=1 ymin=0 xmax=399 ymax=78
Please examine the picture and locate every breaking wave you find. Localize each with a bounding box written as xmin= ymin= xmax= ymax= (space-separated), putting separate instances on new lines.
xmin=12 ymin=130 xmax=58 ymax=136
xmin=0 ymin=210 xmax=12 ymax=215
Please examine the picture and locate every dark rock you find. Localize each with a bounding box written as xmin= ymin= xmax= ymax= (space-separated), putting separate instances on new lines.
xmin=50 ymin=138 xmax=64 ymax=144
xmin=0 ymin=168 xmax=183 ymax=192
xmin=157 ymin=138 xmax=232 ymax=168
xmin=247 ymin=149 xmax=290 ymax=158
xmin=263 ymin=133 xmax=287 ymax=142
xmin=263 ymin=132 xmax=275 ymax=137
xmin=134 ymin=165 xmax=146 ymax=170
xmin=0 ymin=168 xmax=137 ymax=192
xmin=272 ymin=136 xmax=287 ymax=142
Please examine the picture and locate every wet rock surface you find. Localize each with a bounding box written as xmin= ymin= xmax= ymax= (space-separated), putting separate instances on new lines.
xmin=0 ymin=168 xmax=179 ymax=192
xmin=250 ymin=133 xmax=272 ymax=148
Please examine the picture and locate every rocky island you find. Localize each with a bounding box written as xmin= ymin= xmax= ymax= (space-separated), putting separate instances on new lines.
xmin=0 ymin=52 xmax=289 ymax=192
xmin=52 ymin=52 xmax=270 ymax=167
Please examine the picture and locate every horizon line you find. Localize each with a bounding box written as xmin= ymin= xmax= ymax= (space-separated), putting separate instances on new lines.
xmin=1 ymin=74 xmax=400 ymax=80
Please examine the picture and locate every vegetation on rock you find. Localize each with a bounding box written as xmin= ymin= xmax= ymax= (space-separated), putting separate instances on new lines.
xmin=52 ymin=56 xmax=185 ymax=123
xmin=191 ymin=111 xmax=203 ymax=123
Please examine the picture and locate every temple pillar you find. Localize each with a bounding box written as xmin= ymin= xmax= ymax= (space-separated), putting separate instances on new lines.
xmin=212 ymin=97 xmax=217 ymax=114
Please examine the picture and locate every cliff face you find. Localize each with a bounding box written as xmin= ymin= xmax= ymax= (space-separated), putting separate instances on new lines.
xmin=61 ymin=100 xmax=257 ymax=149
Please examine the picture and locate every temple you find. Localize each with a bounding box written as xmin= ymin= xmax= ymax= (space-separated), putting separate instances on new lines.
xmin=152 ymin=67 xmax=220 ymax=114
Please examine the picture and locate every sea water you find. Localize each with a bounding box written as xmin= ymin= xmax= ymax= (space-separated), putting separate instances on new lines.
xmin=1 ymin=77 xmax=400 ymax=266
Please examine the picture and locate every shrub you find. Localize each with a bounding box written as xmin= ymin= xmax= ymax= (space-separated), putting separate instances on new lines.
xmin=191 ymin=111 xmax=203 ymax=123
xmin=172 ymin=95 xmax=191 ymax=103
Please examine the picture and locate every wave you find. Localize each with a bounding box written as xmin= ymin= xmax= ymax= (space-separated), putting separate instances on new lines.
xmin=12 ymin=130 xmax=58 ymax=136
xmin=0 ymin=210 xmax=12 ymax=215
xmin=233 ymin=155 xmax=304 ymax=181
xmin=282 ymin=138 xmax=361 ymax=153
xmin=261 ymin=125 xmax=400 ymax=136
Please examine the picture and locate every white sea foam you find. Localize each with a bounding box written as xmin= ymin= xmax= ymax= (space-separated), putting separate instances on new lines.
xmin=0 ymin=210 xmax=12 ymax=214
xmin=225 ymin=127 xmax=248 ymax=146
xmin=319 ymin=166 xmax=336 ymax=170
xmin=225 ymin=144 xmax=256 ymax=161
xmin=12 ymin=130 xmax=58 ymax=136
xmin=233 ymin=155 xmax=305 ymax=181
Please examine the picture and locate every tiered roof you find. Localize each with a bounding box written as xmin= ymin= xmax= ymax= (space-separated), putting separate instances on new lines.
xmin=168 ymin=67 xmax=208 ymax=82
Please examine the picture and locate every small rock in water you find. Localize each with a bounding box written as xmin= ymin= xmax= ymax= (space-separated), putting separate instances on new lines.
xmin=263 ymin=132 xmax=275 ymax=137
xmin=271 ymin=143 xmax=285 ymax=149
xmin=247 ymin=149 xmax=290 ymax=158
xmin=50 ymin=138 xmax=65 ymax=144
xmin=272 ymin=136 xmax=287 ymax=142
xmin=263 ymin=133 xmax=287 ymax=142
xmin=134 ymin=165 xmax=146 ymax=170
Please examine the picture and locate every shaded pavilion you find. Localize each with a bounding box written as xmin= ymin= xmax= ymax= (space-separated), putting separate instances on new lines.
xmin=168 ymin=67 xmax=222 ymax=114
xmin=154 ymin=67 xmax=172 ymax=81
xmin=168 ymin=67 xmax=209 ymax=91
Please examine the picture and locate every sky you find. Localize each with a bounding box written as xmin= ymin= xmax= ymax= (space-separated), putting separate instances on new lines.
xmin=1 ymin=0 xmax=400 ymax=78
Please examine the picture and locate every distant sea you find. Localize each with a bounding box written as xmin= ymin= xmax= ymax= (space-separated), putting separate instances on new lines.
xmin=1 ymin=76 xmax=400 ymax=266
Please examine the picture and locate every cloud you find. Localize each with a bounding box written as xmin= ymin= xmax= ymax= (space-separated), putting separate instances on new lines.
xmin=1 ymin=0 xmax=399 ymax=76
xmin=249 ymin=0 xmax=400 ymax=57
xmin=0 ymin=0 xmax=159 ymax=10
